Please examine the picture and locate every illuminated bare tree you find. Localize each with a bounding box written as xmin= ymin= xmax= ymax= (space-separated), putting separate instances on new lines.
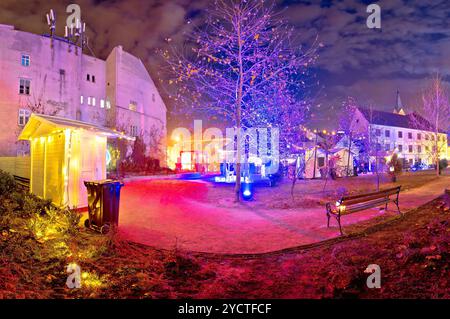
xmin=410 ymin=75 xmax=450 ymax=176
xmin=163 ymin=0 xmax=318 ymax=201
xmin=338 ymin=96 xmax=358 ymax=177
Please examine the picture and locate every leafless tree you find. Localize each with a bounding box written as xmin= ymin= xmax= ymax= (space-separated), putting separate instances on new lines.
xmin=410 ymin=74 xmax=450 ymax=176
xmin=163 ymin=0 xmax=319 ymax=201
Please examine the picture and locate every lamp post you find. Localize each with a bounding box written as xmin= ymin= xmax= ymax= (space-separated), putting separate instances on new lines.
xmin=313 ymin=129 xmax=318 ymax=179
xmin=346 ymin=131 xmax=352 ymax=177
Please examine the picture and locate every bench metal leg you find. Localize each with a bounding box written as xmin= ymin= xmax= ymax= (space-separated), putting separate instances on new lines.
xmin=326 ymin=203 xmax=331 ymax=228
xmin=395 ymin=192 xmax=401 ymax=215
xmin=337 ymin=215 xmax=343 ymax=235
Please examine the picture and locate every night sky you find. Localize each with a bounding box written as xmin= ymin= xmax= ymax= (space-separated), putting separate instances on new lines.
xmin=1 ymin=0 xmax=449 ymax=131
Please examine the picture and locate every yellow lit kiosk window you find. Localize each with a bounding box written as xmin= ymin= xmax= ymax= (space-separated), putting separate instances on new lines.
xmin=18 ymin=114 xmax=134 ymax=208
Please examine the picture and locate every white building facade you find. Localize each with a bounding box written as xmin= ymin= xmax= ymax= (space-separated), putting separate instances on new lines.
xmin=0 ymin=24 xmax=167 ymax=161
xmin=350 ymin=107 xmax=448 ymax=167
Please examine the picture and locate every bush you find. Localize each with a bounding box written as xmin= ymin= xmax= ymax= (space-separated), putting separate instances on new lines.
xmin=0 ymin=170 xmax=17 ymax=196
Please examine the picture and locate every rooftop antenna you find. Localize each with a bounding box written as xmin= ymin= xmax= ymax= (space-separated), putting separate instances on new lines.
xmin=46 ymin=9 xmax=56 ymax=37
xmin=65 ymin=19 xmax=86 ymax=55
xmin=46 ymin=9 xmax=56 ymax=48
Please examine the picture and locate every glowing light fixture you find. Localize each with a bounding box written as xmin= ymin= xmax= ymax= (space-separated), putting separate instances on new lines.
xmin=241 ymin=182 xmax=254 ymax=201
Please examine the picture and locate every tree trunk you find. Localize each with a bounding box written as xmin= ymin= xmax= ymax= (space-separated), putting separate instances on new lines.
xmin=234 ymin=13 xmax=244 ymax=202
xmin=346 ymin=132 xmax=352 ymax=177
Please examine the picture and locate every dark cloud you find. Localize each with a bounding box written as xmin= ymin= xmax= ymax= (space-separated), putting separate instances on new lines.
xmin=1 ymin=0 xmax=449 ymax=130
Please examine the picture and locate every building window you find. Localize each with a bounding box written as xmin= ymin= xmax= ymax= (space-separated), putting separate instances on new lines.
xmin=417 ymin=145 xmax=422 ymax=153
xmin=408 ymin=145 xmax=413 ymax=153
xmin=18 ymin=109 xmax=30 ymax=126
xmin=425 ymin=134 xmax=429 ymax=140
xmin=100 ymin=99 xmax=105 ymax=108
xmin=106 ymin=100 xmax=111 ymax=109
xmin=431 ymin=135 xmax=435 ymax=141
xmin=92 ymin=75 xmax=96 ymax=83
xmin=129 ymin=101 xmax=138 ymax=112
xmin=80 ymin=95 xmax=84 ymax=105
xmin=398 ymin=145 xmax=403 ymax=152
xmin=87 ymin=74 xmax=90 ymax=81
xmin=19 ymin=78 xmax=31 ymax=95
xmin=408 ymin=132 xmax=412 ymax=139
xmin=398 ymin=131 xmax=403 ymax=138
xmin=425 ymin=146 xmax=429 ymax=152
xmin=92 ymin=97 xmax=96 ymax=106
xmin=376 ymin=143 xmax=381 ymax=151
xmin=87 ymin=97 xmax=92 ymax=106
xmin=385 ymin=130 xmax=390 ymax=138
xmin=130 ymin=125 xmax=139 ymax=137
xmin=21 ymin=55 xmax=30 ymax=67
xmin=408 ymin=159 xmax=413 ymax=165
xmin=385 ymin=144 xmax=390 ymax=151
xmin=318 ymin=157 xmax=325 ymax=167
xmin=417 ymin=133 xmax=421 ymax=140
xmin=152 ymin=93 xmax=156 ymax=102
xmin=375 ymin=129 xmax=381 ymax=136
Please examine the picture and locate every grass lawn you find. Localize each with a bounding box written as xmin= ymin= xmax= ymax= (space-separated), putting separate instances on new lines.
xmin=206 ymin=170 xmax=445 ymax=210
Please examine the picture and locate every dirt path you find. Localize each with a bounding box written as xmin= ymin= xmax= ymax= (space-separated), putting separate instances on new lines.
xmin=117 ymin=176 xmax=449 ymax=254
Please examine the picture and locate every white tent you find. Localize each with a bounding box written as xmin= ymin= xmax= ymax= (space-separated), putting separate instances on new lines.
xmin=19 ymin=114 xmax=133 ymax=208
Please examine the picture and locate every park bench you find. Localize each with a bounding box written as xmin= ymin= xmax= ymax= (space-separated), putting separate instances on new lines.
xmin=13 ymin=175 xmax=30 ymax=191
xmin=326 ymin=186 xmax=402 ymax=235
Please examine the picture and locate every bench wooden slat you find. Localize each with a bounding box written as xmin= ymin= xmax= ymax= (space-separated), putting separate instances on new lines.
xmin=340 ymin=186 xmax=401 ymax=202
xmin=13 ymin=175 xmax=30 ymax=191
xmin=326 ymin=185 xmax=402 ymax=235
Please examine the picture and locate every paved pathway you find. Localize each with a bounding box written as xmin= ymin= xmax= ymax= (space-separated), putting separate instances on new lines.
xmin=117 ymin=176 xmax=449 ymax=254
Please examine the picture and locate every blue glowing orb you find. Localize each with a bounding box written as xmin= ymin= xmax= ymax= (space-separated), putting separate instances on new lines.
xmin=241 ymin=183 xmax=254 ymax=201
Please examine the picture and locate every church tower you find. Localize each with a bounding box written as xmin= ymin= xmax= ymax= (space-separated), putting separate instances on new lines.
xmin=393 ymin=89 xmax=406 ymax=115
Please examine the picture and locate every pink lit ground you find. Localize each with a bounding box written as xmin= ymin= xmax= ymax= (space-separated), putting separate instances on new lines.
xmin=113 ymin=173 xmax=450 ymax=254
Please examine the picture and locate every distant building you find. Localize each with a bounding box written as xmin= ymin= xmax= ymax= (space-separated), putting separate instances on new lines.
xmin=349 ymin=101 xmax=448 ymax=167
xmin=0 ymin=24 xmax=167 ymax=162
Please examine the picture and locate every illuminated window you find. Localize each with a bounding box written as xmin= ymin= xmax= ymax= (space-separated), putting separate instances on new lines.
xmin=92 ymin=97 xmax=96 ymax=106
xmin=100 ymin=99 xmax=105 ymax=108
xmin=130 ymin=125 xmax=139 ymax=137
xmin=21 ymin=55 xmax=30 ymax=67
xmin=18 ymin=109 xmax=30 ymax=126
xmin=19 ymin=78 xmax=31 ymax=95
xmin=87 ymin=97 xmax=92 ymax=106
xmin=318 ymin=157 xmax=325 ymax=167
xmin=80 ymin=95 xmax=84 ymax=105
xmin=106 ymin=100 xmax=111 ymax=109
xmin=129 ymin=101 xmax=138 ymax=112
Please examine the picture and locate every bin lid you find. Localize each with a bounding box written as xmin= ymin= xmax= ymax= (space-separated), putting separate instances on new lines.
xmin=84 ymin=179 xmax=124 ymax=186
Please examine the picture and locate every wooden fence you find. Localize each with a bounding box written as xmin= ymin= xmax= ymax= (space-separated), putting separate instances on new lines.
xmin=0 ymin=157 xmax=31 ymax=178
